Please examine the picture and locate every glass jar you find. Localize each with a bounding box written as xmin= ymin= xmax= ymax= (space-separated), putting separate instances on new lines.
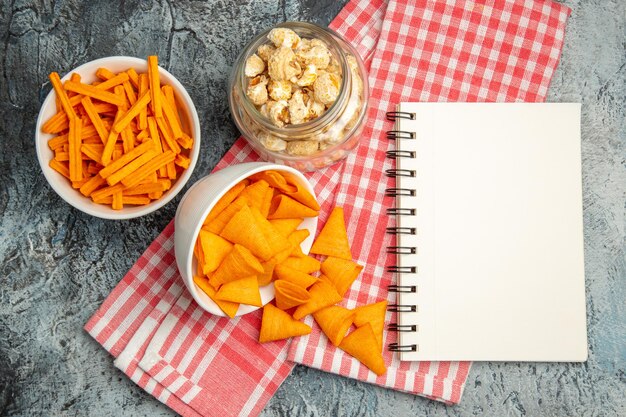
xmin=228 ymin=21 xmax=369 ymax=172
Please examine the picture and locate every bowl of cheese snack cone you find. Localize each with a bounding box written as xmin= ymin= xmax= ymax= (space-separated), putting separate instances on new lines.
xmin=176 ymin=166 xmax=388 ymax=375
xmin=35 ymin=55 xmax=200 ymax=219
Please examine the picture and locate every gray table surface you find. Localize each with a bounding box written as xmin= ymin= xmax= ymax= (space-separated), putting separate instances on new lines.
xmin=1 ymin=0 xmax=624 ymax=416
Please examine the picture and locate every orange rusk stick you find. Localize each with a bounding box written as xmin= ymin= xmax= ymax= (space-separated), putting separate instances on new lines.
xmin=81 ymin=144 xmax=104 ymax=162
xmin=112 ymin=191 xmax=123 ymax=210
xmin=87 ymin=162 xmax=101 ymax=175
xmin=79 ymin=174 xmax=107 ymax=197
xmin=99 ymin=140 xmax=154 ymax=179
xmin=123 ymin=181 xmax=167 ymax=195
xmin=136 ymin=129 xmax=149 ymax=141
xmin=175 ymin=154 xmax=190 ymax=169
xmin=121 ymin=151 xmax=175 ymax=188
xmin=126 ymin=68 xmax=140 ymax=88
xmin=49 ymin=159 xmax=70 ymax=179
xmin=42 ymin=112 xmax=69 ymax=134
xmin=101 ymin=110 xmax=123 ymax=164
xmin=113 ymin=91 xmax=151 ymax=133
xmin=138 ymin=74 xmax=149 ymax=130
xmin=64 ymin=81 xmax=125 ymax=106
xmin=148 ymin=191 xmax=163 ymax=200
xmin=93 ymin=103 xmax=117 ymax=113
xmin=123 ymin=195 xmax=151 ymax=205
xmin=91 ymin=183 xmax=125 ymax=201
xmin=96 ymin=67 xmax=115 ymax=80
xmin=148 ymin=55 xmax=162 ymax=117
xmin=159 ymin=90 xmax=183 ymax=139
xmin=155 ymin=116 xmax=181 ymax=154
xmin=48 ymin=135 xmax=68 ymax=150
xmin=160 ymin=136 xmax=177 ymax=179
xmin=177 ymin=133 xmax=194 ymax=150
xmin=123 ymin=80 xmax=137 ymax=106
xmin=162 ymin=85 xmax=181 ymax=127
xmin=81 ymin=97 xmax=109 ymax=143
xmin=95 ymin=72 xmax=130 ymax=91
xmin=147 ymin=117 xmax=166 ymax=177
xmin=49 ymin=72 xmax=77 ymax=120
xmin=65 ymin=73 xmax=82 ymax=97
xmin=68 ymin=117 xmax=83 ymax=181
xmin=72 ymin=177 xmax=90 ymax=189
xmin=105 ymin=150 xmax=158 ymax=186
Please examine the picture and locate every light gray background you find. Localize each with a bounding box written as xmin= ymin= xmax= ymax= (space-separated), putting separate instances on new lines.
xmin=0 ymin=0 xmax=624 ymax=416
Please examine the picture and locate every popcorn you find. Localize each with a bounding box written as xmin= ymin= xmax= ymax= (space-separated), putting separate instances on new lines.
xmin=241 ymin=28 xmax=366 ymax=158
xmin=288 ymin=90 xmax=309 ymax=125
xmin=296 ymin=44 xmax=331 ymax=69
xmin=268 ymin=28 xmax=301 ymax=48
xmin=257 ymin=44 xmax=276 ymax=62
xmin=246 ymin=75 xmax=269 ymax=106
xmin=293 ymin=64 xmax=318 ymax=87
xmin=267 ymin=100 xmax=290 ymax=127
xmin=268 ymin=47 xmax=302 ymax=82
xmin=258 ymin=131 xmax=287 ymax=151
xmin=313 ymin=71 xmax=341 ymax=106
xmin=286 ymin=140 xmax=320 ymax=156
xmin=245 ymin=54 xmax=265 ymax=77
xmin=268 ymin=79 xmax=293 ymax=101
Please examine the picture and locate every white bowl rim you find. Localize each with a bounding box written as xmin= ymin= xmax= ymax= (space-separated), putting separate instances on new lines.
xmin=34 ymin=55 xmax=201 ymax=220
xmin=178 ymin=162 xmax=319 ymax=317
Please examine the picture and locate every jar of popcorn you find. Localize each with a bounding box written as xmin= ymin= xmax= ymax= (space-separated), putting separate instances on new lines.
xmin=228 ymin=22 xmax=369 ymax=171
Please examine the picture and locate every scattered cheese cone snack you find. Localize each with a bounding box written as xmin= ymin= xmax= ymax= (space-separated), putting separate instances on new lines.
xmin=257 ymin=259 xmax=277 ymax=287
xmin=204 ymin=180 xmax=248 ymax=224
xmin=206 ymin=196 xmax=249 ymax=234
xmin=269 ymin=218 xmax=304 ymax=237
xmin=250 ymin=170 xmax=320 ymax=211
xmin=273 ymin=264 xmax=319 ymax=289
xmin=220 ymin=204 xmax=273 ymax=260
xmin=293 ymin=278 xmax=342 ymax=320
xmin=274 ymin=280 xmax=311 ymax=310
xmin=193 ymin=275 xmax=239 ymax=318
xmin=268 ymin=195 xmax=319 ymax=219
xmin=280 ymin=255 xmax=321 ymax=274
xmin=353 ymin=300 xmax=388 ymax=352
xmin=313 ymin=305 xmax=355 ymax=347
xmin=209 ymin=244 xmax=264 ymax=288
xmin=310 ymin=207 xmax=352 ymax=260
xmin=320 ymin=256 xmax=363 ymax=297
xmin=239 ymin=180 xmax=271 ymax=213
xmin=214 ymin=276 xmax=263 ymax=307
xmin=287 ymin=228 xmax=310 ymax=257
xmin=249 ymin=207 xmax=291 ymax=255
xmin=339 ymin=324 xmax=387 ymax=376
xmin=198 ymin=230 xmax=233 ymax=274
xmin=259 ymin=303 xmax=312 ymax=343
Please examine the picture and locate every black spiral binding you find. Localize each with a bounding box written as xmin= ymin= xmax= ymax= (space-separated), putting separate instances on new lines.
xmin=386 ymin=110 xmax=419 ymax=354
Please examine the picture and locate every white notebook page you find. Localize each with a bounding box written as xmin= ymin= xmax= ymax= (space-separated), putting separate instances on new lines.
xmin=394 ymin=103 xmax=587 ymax=362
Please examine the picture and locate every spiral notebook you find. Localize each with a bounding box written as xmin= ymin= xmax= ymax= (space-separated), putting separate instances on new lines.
xmin=387 ymin=103 xmax=587 ymax=362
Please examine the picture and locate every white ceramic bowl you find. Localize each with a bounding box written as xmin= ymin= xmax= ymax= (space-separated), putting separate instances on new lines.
xmin=34 ymin=56 xmax=201 ymax=220
xmin=175 ymin=162 xmax=319 ymax=317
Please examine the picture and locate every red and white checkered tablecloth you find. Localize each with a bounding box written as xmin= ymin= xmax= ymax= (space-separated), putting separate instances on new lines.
xmin=85 ymin=0 xmax=570 ymax=415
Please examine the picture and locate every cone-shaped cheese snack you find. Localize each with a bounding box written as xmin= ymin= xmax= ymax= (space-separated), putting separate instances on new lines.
xmin=353 ymin=300 xmax=388 ymax=352
xmin=205 ymin=196 xmax=248 ymax=234
xmin=259 ymin=303 xmax=312 ymax=343
xmin=310 ymin=207 xmax=351 ymax=260
xmin=250 ymin=207 xmax=291 ymax=256
xmin=193 ymin=275 xmax=239 ymax=318
xmin=292 ymin=278 xmax=342 ymax=320
xmin=274 ymin=264 xmax=319 ymax=289
xmin=250 ymin=170 xmax=320 ymax=211
xmin=288 ymin=229 xmax=310 ymax=257
xmin=269 ymin=218 xmax=303 ymax=237
xmin=320 ymin=256 xmax=363 ymax=297
xmin=239 ymin=180 xmax=271 ymax=213
xmin=268 ymin=195 xmax=318 ymax=220
xmin=220 ymin=204 xmax=272 ymax=261
xmin=339 ymin=323 xmax=387 ymax=376
xmin=257 ymin=259 xmax=277 ymax=287
xmin=204 ymin=180 xmax=248 ymax=225
xmin=214 ymin=275 xmax=263 ymax=307
xmin=209 ymin=244 xmax=264 ymax=288
xmin=198 ymin=230 xmax=233 ymax=274
xmin=280 ymin=255 xmax=321 ymax=274
xmin=274 ymin=280 xmax=311 ymax=310
xmin=313 ymin=305 xmax=355 ymax=346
